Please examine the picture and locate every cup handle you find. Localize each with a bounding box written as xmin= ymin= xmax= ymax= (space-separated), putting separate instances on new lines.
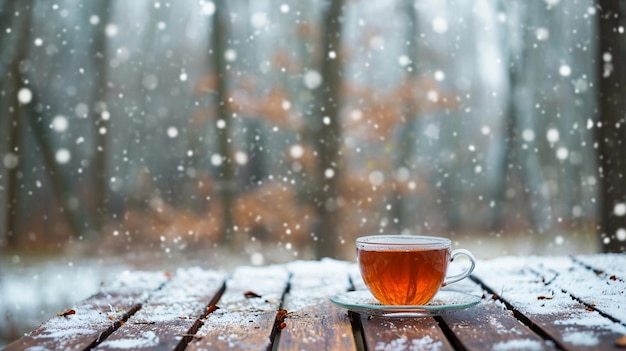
xmin=442 ymin=249 xmax=476 ymax=287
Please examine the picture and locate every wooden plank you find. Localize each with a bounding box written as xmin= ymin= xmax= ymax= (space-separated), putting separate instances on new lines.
xmin=4 ymin=270 xmax=169 ymax=351
xmin=529 ymin=256 xmax=626 ymax=323
xmin=360 ymin=315 xmax=454 ymax=351
xmin=574 ymin=253 xmax=626 ymax=282
xmin=474 ymin=256 xmax=626 ymax=351
xmin=276 ymin=259 xmax=357 ymax=351
xmin=95 ymin=267 xmax=226 ymax=351
xmin=187 ymin=265 xmax=290 ymax=351
xmin=435 ymin=277 xmax=556 ymax=350
xmin=440 ymin=299 xmax=557 ymax=351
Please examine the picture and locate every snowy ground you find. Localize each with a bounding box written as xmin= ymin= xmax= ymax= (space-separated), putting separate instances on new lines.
xmin=0 ymin=255 xmax=127 ymax=346
xmin=0 ymin=231 xmax=600 ymax=347
xmin=0 ymin=244 xmax=272 ymax=346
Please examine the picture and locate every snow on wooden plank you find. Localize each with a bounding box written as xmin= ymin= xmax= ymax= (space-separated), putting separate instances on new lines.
xmin=360 ymin=315 xmax=454 ymax=351
xmin=437 ymin=274 xmax=556 ymax=351
xmin=276 ymin=259 xmax=356 ymax=351
xmin=528 ymin=256 xmax=626 ymax=324
xmin=574 ymin=253 xmax=626 ymax=282
xmin=474 ymin=256 xmax=626 ymax=351
xmin=440 ymin=300 xmax=557 ymax=351
xmin=188 ymin=264 xmax=290 ymax=351
xmin=4 ymin=270 xmax=169 ymax=351
xmin=95 ymin=267 xmax=226 ymax=351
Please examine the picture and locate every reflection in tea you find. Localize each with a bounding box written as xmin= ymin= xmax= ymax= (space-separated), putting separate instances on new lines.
xmin=357 ymin=248 xmax=450 ymax=305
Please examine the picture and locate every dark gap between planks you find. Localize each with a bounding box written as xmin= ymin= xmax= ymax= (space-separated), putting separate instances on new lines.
xmin=526 ymin=261 xmax=626 ymax=328
xmin=348 ymin=312 xmax=366 ymax=351
xmin=469 ymin=275 xmax=568 ymax=351
xmin=347 ymin=274 xmax=367 ymax=351
xmin=174 ymin=280 xmax=227 ymax=351
xmin=82 ymin=304 xmax=143 ymax=351
xmin=434 ymin=315 xmax=469 ymax=351
xmin=268 ymin=272 xmax=293 ymax=351
xmin=560 ymin=256 xmax=626 ymax=334
xmin=569 ymin=256 xmax=625 ymax=282
xmin=82 ymin=278 xmax=171 ymax=351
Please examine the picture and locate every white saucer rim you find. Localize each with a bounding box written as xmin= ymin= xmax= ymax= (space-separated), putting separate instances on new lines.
xmin=330 ymin=290 xmax=481 ymax=315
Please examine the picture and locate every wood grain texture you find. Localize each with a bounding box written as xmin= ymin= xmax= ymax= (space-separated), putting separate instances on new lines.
xmin=188 ymin=265 xmax=290 ymax=351
xmin=533 ymin=256 xmax=626 ymax=321
xmin=574 ymin=254 xmax=626 ymax=280
xmin=6 ymin=256 xmax=626 ymax=351
xmin=276 ymin=259 xmax=357 ymax=351
xmin=440 ymin=300 xmax=557 ymax=351
xmin=360 ymin=314 xmax=454 ymax=351
xmin=96 ymin=267 xmax=226 ymax=351
xmin=437 ymin=276 xmax=556 ymax=351
xmin=4 ymin=271 xmax=169 ymax=351
xmin=474 ymin=256 xmax=626 ymax=351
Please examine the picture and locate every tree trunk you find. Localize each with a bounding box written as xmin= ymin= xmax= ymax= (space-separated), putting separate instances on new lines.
xmin=90 ymin=1 xmax=113 ymax=234
xmin=0 ymin=0 xmax=21 ymax=247
xmin=211 ymin=0 xmax=236 ymax=245
xmin=27 ymin=99 xmax=96 ymax=240
xmin=4 ymin=1 xmax=94 ymax=244
xmin=596 ymin=0 xmax=626 ymax=252
xmin=3 ymin=67 xmax=25 ymax=248
xmin=313 ymin=0 xmax=345 ymax=258
xmin=391 ymin=0 xmax=419 ymax=232
xmin=2 ymin=0 xmax=33 ymax=247
xmin=491 ymin=1 xmax=553 ymax=234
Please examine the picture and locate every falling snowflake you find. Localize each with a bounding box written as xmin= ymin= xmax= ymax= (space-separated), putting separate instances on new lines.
xmin=303 ymin=70 xmax=322 ymax=89
xmin=105 ymin=23 xmax=118 ymax=37
xmin=52 ymin=116 xmax=68 ymax=132
xmin=55 ymin=149 xmax=71 ymax=164
xmin=201 ymin=1 xmax=215 ymax=16
xmin=17 ymin=88 xmax=32 ymax=104
xmin=432 ymin=17 xmax=448 ymax=34
xmin=167 ymin=127 xmax=179 ymax=138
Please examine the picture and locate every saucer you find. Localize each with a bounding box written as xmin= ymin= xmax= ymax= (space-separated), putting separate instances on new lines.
xmin=330 ymin=290 xmax=481 ymax=317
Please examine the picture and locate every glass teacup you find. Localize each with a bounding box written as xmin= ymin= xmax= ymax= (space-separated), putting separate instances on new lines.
xmin=356 ymin=235 xmax=476 ymax=305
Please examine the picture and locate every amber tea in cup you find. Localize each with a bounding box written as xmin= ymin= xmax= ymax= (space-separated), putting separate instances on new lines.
xmin=356 ymin=235 xmax=476 ymax=305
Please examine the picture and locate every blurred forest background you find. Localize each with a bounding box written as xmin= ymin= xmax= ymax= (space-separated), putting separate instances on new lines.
xmin=1 ymin=0 xmax=626 ymax=264
xmin=1 ymin=0 xmax=626 ymax=344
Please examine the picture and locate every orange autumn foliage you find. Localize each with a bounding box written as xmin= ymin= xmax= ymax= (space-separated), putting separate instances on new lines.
xmin=233 ymin=181 xmax=315 ymax=247
xmin=344 ymin=77 xmax=459 ymax=139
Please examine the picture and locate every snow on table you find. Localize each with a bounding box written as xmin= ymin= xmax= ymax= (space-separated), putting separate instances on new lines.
xmin=473 ymin=255 xmax=626 ymax=351
xmin=96 ymin=267 xmax=227 ymax=351
xmin=4 ymin=255 xmax=626 ymax=351
xmin=189 ymin=264 xmax=289 ymax=350
xmin=4 ymin=270 xmax=169 ymax=351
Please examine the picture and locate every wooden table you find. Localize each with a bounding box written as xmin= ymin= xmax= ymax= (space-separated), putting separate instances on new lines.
xmin=5 ymin=254 xmax=626 ymax=351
